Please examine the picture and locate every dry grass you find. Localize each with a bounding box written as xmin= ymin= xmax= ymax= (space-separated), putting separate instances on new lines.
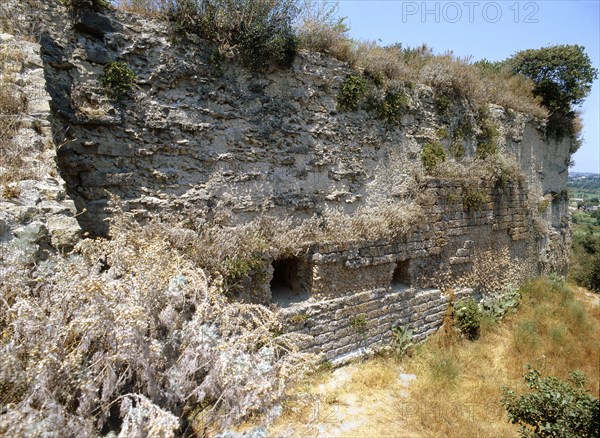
xmin=297 ymin=28 xmax=547 ymax=118
xmin=0 ymin=40 xmax=51 ymax=192
xmin=0 ymin=217 xmax=317 ymax=436
xmin=114 ymin=1 xmax=546 ymax=118
xmin=115 ymin=0 xmax=171 ymax=18
xmin=266 ymin=278 xmax=600 ymax=437
xmin=0 ymin=42 xmax=28 ymax=188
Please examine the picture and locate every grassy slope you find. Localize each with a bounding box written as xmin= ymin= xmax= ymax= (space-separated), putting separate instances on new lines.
xmin=266 ymin=279 xmax=600 ymax=437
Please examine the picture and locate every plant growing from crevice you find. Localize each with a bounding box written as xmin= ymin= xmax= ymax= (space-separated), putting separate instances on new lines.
xmin=171 ymin=0 xmax=299 ymax=70
xmin=350 ymin=315 xmax=367 ymax=334
xmin=463 ymin=187 xmax=489 ymax=212
xmin=372 ymin=85 xmax=409 ymax=124
xmin=434 ymin=92 xmax=451 ymax=117
xmin=100 ymin=61 xmax=136 ymax=99
xmin=476 ymin=114 xmax=500 ymax=159
xmin=421 ymin=141 xmax=446 ymax=173
xmin=449 ymin=141 xmax=464 ymax=159
xmin=337 ymin=73 xmax=367 ymax=112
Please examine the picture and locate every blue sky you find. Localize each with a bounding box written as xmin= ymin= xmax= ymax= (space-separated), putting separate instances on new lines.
xmin=334 ymin=0 xmax=600 ymax=174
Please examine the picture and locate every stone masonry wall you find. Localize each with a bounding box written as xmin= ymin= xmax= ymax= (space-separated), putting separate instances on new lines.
xmin=0 ymin=28 xmax=81 ymax=264
xmin=274 ymin=179 xmax=537 ymax=362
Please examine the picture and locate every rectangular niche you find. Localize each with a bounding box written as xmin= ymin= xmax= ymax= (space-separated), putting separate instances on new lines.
xmin=392 ymin=259 xmax=411 ymax=291
xmin=270 ymin=257 xmax=309 ymax=307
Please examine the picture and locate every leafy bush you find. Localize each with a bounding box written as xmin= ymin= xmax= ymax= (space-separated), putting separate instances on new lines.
xmin=501 ymin=365 xmax=599 ymax=437
xmin=100 ymin=61 xmax=136 ymax=99
xmin=373 ymin=85 xmax=409 ymax=124
xmin=391 ymin=326 xmax=414 ymax=357
xmin=171 ymin=0 xmax=298 ymax=70
xmin=463 ymin=187 xmax=489 ymax=211
xmin=480 ymin=285 xmax=521 ymax=319
xmin=453 ymin=298 xmax=481 ymax=340
xmin=420 ymin=142 xmax=446 ymax=173
xmin=337 ymin=73 xmax=367 ymax=112
xmin=507 ymin=45 xmax=597 ymax=141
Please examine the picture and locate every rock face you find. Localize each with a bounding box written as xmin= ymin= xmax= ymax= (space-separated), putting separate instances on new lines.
xmin=1 ymin=1 xmax=573 ymax=361
xmin=0 ymin=24 xmax=82 ymax=263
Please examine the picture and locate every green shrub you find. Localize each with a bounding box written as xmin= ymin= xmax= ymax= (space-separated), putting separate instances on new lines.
xmin=421 ymin=142 xmax=446 ymax=173
xmin=507 ymin=45 xmax=597 ymax=117
xmin=374 ymin=86 xmax=409 ymax=124
xmin=463 ymin=187 xmax=489 ymax=211
xmin=100 ymin=62 xmax=136 ymax=99
xmin=453 ymin=298 xmax=481 ymax=340
xmin=480 ymin=286 xmax=521 ymax=320
xmin=222 ymin=253 xmax=266 ymax=296
xmin=337 ymin=73 xmax=367 ymax=112
xmin=434 ymin=92 xmax=451 ymax=116
xmin=476 ymin=141 xmax=498 ymax=159
xmin=501 ymin=365 xmax=599 ymax=437
xmin=171 ymin=0 xmax=298 ymax=70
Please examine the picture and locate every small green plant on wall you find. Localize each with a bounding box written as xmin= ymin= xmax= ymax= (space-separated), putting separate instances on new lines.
xmin=350 ymin=315 xmax=367 ymax=334
xmin=100 ymin=62 xmax=136 ymax=99
xmin=421 ymin=141 xmax=446 ymax=173
xmin=375 ymin=87 xmax=409 ymax=124
xmin=463 ymin=187 xmax=489 ymax=212
xmin=337 ymin=73 xmax=367 ymax=112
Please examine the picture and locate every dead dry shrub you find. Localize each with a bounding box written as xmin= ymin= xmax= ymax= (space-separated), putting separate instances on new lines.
xmin=115 ymin=0 xmax=171 ymax=18
xmin=0 ymin=216 xmax=316 ymax=436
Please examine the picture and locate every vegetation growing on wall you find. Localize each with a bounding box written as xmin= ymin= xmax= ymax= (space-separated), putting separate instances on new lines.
xmin=65 ymin=0 xmax=110 ymax=11
xmin=169 ymin=0 xmax=298 ymax=70
xmin=336 ymin=73 xmax=367 ymax=111
xmin=421 ymin=142 xmax=446 ymax=173
xmin=100 ymin=61 xmax=136 ymax=99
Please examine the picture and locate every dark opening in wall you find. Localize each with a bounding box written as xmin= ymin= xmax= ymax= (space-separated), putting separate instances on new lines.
xmin=392 ymin=259 xmax=411 ymax=290
xmin=271 ymin=257 xmax=308 ymax=307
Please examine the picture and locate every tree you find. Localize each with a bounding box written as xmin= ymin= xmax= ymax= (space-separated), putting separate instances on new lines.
xmin=507 ymin=45 xmax=597 ymax=115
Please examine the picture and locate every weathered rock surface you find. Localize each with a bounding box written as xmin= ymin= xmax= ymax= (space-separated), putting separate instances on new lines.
xmin=0 ymin=0 xmax=573 ymax=361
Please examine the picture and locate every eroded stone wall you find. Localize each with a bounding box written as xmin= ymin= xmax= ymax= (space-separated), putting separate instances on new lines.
xmin=2 ymin=1 xmax=574 ymax=362
xmin=270 ymin=180 xmax=539 ymax=362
